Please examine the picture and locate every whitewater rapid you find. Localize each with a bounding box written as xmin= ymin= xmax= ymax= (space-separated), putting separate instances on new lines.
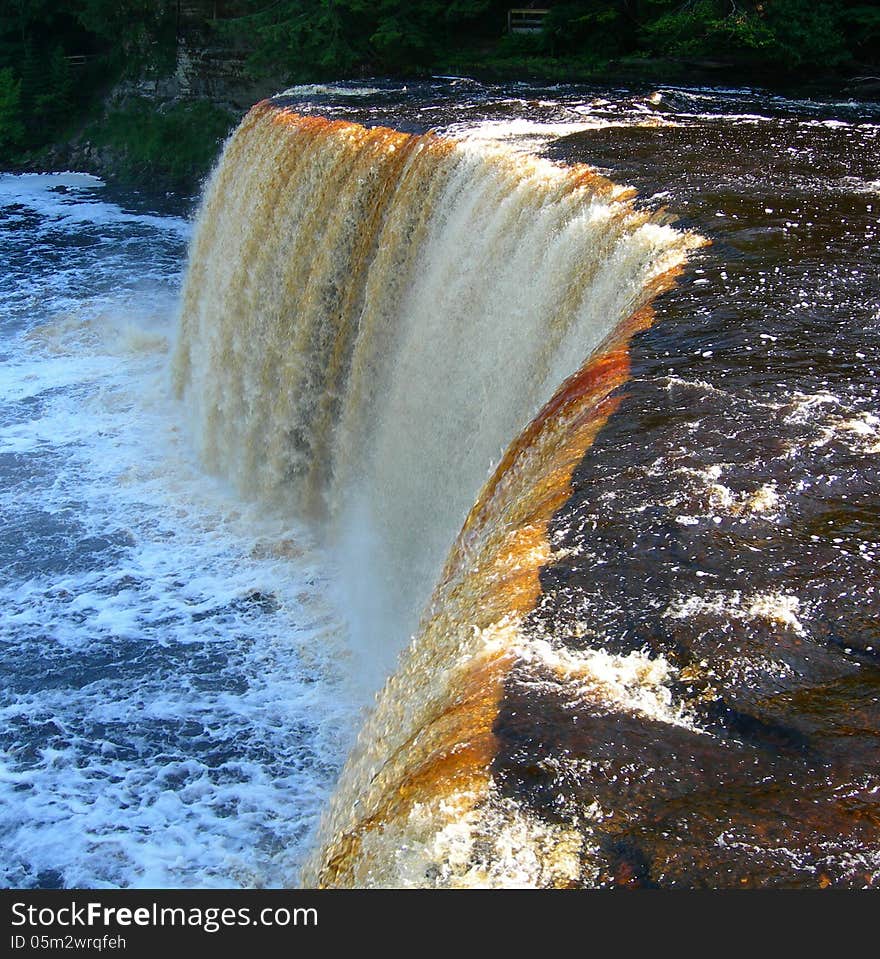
xmin=0 ymin=173 xmax=359 ymax=887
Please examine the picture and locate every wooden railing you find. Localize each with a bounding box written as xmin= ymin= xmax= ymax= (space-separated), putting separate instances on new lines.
xmin=508 ymin=8 xmax=549 ymax=34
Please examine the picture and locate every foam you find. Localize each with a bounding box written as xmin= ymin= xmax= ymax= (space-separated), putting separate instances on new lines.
xmin=0 ymin=173 xmax=190 ymax=237
xmin=279 ymin=84 xmax=391 ymax=98
xmin=522 ymin=638 xmax=698 ymax=730
xmin=664 ymin=589 xmax=806 ymax=635
xmin=444 ymin=116 xmax=682 ymax=152
xmin=0 ymin=176 xmax=357 ymax=888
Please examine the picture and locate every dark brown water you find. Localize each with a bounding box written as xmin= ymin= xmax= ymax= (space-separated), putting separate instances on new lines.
xmin=522 ymin=93 xmax=880 ymax=888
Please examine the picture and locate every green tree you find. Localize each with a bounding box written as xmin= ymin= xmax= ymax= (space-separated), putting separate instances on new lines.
xmin=838 ymin=2 xmax=880 ymax=66
xmin=33 ymin=46 xmax=73 ymax=131
xmin=762 ymin=0 xmax=849 ymax=69
xmin=640 ymin=1 xmax=773 ymax=60
xmin=544 ymin=1 xmax=630 ymax=58
xmin=0 ymin=66 xmax=24 ymax=158
xmin=231 ymin=0 xmax=499 ymax=77
xmin=76 ymin=0 xmax=178 ymax=74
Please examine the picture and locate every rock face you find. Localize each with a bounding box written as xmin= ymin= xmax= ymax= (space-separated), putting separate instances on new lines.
xmin=37 ymin=36 xmax=285 ymax=186
xmin=108 ymin=39 xmax=283 ymax=115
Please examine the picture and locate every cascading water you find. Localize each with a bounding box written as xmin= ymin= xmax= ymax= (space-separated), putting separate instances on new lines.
xmin=172 ymin=101 xmax=702 ymax=885
xmin=174 ymin=104 xmax=697 ymax=679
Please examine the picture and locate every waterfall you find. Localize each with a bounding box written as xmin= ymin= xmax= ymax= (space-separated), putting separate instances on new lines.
xmin=173 ymin=101 xmax=703 ymax=886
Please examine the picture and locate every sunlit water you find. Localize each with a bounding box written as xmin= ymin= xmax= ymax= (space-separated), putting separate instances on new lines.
xmin=2 ymin=79 xmax=878 ymax=888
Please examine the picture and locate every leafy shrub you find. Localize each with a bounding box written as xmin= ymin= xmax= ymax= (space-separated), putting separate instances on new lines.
xmin=86 ymin=98 xmax=237 ymax=188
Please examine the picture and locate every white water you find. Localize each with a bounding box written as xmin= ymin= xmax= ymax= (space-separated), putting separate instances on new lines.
xmin=0 ymin=174 xmax=359 ymax=888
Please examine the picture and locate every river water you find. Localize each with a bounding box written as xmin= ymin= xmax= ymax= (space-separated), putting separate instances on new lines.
xmin=0 ymin=174 xmax=357 ymax=887
xmin=1 ymin=80 xmax=878 ymax=888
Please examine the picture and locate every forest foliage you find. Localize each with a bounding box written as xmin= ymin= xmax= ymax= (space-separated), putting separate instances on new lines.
xmin=222 ymin=1 xmax=880 ymax=77
xmin=1 ymin=1 xmax=878 ymax=170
